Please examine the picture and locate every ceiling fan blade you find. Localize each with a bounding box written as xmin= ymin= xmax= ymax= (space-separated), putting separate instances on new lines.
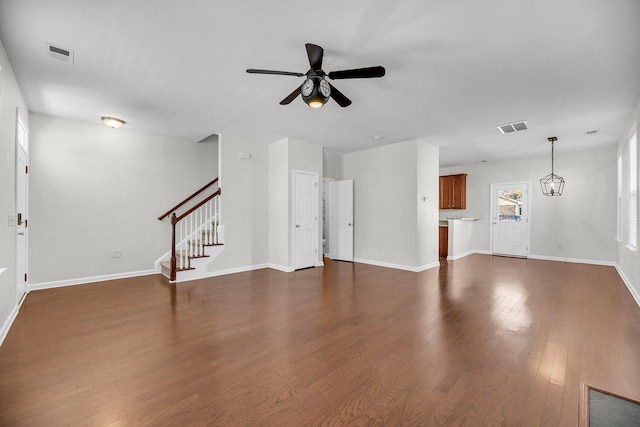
xmin=280 ymin=86 xmax=302 ymax=105
xmin=328 ymin=83 xmax=352 ymax=107
xmin=305 ymin=43 xmax=324 ymax=70
xmin=246 ymin=69 xmax=305 ymax=77
xmin=328 ymin=66 xmax=386 ymax=80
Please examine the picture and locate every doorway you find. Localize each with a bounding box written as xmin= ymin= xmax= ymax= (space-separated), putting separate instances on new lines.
xmin=329 ymin=180 xmax=353 ymax=262
xmin=293 ymin=170 xmax=319 ymax=270
xmin=490 ymin=182 xmax=530 ymax=257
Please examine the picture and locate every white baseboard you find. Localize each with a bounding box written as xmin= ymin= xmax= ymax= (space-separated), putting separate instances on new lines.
xmin=416 ymin=262 xmax=441 ymax=272
xmin=0 ymin=304 xmax=19 ymax=347
xmin=205 ymin=264 xmax=269 ymax=278
xmin=615 ymin=264 xmax=640 ymax=309
xmin=528 ymin=254 xmax=616 ymax=267
xmin=447 ymin=250 xmax=475 ymax=261
xmin=267 ymin=264 xmax=295 ymax=273
xmin=0 ymin=291 xmax=29 ymax=347
xmin=446 ymin=250 xmax=491 ymax=261
xmin=354 ymin=257 xmax=439 ymax=273
xmin=28 ymin=269 xmax=158 ymax=292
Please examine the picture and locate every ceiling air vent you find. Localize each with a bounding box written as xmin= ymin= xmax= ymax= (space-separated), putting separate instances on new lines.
xmin=46 ymin=42 xmax=74 ymax=64
xmin=497 ymin=120 xmax=528 ymax=134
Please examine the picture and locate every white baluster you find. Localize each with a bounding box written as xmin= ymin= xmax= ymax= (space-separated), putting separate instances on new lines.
xmin=207 ymin=200 xmax=213 ymax=245
xmin=192 ymin=212 xmax=196 ymax=256
xmin=215 ymin=196 xmax=219 ymax=244
xmin=182 ymin=218 xmax=186 ymax=269
xmin=179 ymin=219 xmax=183 ymax=270
xmin=189 ymin=213 xmax=193 ymax=259
xmin=208 ymin=200 xmax=212 ymax=245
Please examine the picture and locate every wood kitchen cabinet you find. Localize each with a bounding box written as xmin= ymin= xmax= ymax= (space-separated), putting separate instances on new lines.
xmin=439 ymin=174 xmax=467 ymax=209
xmin=439 ymin=226 xmax=448 ymax=258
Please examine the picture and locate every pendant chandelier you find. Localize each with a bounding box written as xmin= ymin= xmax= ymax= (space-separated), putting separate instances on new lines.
xmin=539 ymin=136 xmax=565 ymax=196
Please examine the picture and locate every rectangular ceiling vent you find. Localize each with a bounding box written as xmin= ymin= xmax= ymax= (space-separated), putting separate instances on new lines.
xmin=497 ymin=120 xmax=528 ymax=134
xmin=46 ymin=42 xmax=74 ymax=64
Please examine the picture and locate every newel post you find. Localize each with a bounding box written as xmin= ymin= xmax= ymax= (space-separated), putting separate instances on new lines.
xmin=170 ymin=213 xmax=177 ymax=281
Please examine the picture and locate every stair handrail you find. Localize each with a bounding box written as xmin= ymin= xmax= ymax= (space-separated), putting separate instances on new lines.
xmin=158 ymin=177 xmax=219 ymax=220
xmin=174 ymin=188 xmax=221 ymax=222
xmin=169 ymin=188 xmax=222 ymax=281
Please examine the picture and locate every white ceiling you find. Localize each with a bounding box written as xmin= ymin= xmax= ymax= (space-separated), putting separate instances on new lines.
xmin=1 ymin=0 xmax=639 ymax=167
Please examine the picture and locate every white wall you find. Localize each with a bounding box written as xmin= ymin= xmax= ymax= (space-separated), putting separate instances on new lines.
xmin=440 ymin=145 xmax=617 ymax=264
xmin=0 ymin=40 xmax=29 ymax=343
xmin=289 ymin=138 xmax=324 ymax=268
xmin=207 ymin=134 xmax=268 ymax=273
xmin=323 ymin=148 xmax=343 ymax=180
xmin=617 ymin=98 xmax=640 ymax=305
xmin=28 ymin=113 xmax=218 ymax=284
xmin=267 ymin=137 xmax=323 ymax=270
xmin=343 ymin=139 xmax=440 ymax=270
xmin=416 ymin=140 xmax=440 ymax=267
xmin=268 ymin=139 xmax=289 ymax=269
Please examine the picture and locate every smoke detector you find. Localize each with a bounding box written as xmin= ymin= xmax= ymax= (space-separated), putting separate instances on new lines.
xmin=497 ymin=120 xmax=528 ymax=134
xmin=46 ymin=42 xmax=74 ymax=64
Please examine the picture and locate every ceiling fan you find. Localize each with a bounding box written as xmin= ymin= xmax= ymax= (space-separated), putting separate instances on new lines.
xmin=246 ymin=43 xmax=385 ymax=108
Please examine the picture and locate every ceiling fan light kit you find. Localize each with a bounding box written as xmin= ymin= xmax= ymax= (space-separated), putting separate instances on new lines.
xmin=539 ymin=136 xmax=565 ymax=196
xmin=247 ymin=43 xmax=385 ymax=108
xmin=301 ymin=76 xmax=330 ymax=108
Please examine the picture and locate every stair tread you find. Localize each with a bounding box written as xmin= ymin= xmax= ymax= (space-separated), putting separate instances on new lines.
xmin=188 ymin=240 xmax=220 ymax=245
xmin=160 ymin=260 xmax=195 ymax=272
xmin=175 ymin=250 xmax=210 ymax=258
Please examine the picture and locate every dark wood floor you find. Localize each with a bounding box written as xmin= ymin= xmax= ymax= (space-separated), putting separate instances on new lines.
xmin=1 ymin=255 xmax=640 ymax=426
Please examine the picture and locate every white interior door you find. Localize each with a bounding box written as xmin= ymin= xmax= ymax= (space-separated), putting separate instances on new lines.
xmin=329 ymin=180 xmax=353 ymax=261
xmin=293 ymin=171 xmax=318 ymax=270
xmin=16 ymin=111 xmax=28 ymax=302
xmin=491 ymin=182 xmax=529 ymax=257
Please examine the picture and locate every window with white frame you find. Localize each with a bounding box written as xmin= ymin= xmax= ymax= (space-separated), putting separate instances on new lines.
xmin=629 ymin=130 xmax=637 ymax=249
xmin=617 ymin=153 xmax=623 ymax=242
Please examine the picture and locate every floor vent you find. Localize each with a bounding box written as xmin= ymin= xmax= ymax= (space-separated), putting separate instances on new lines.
xmin=497 ymin=120 xmax=528 ymax=134
xmin=46 ymin=42 xmax=74 ymax=64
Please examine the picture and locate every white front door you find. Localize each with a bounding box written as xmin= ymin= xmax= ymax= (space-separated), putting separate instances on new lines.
xmin=329 ymin=180 xmax=353 ymax=261
xmin=16 ymin=111 xmax=28 ymax=302
xmin=491 ymin=182 xmax=529 ymax=257
xmin=293 ymin=171 xmax=318 ymax=270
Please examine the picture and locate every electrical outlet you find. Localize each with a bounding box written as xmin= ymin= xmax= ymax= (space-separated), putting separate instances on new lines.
xmin=111 ymin=250 xmax=122 ymax=259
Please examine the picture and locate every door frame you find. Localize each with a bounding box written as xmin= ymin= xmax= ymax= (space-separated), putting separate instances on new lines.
xmin=15 ymin=108 xmax=29 ymax=304
xmin=291 ymin=170 xmax=320 ymax=270
xmin=322 ymin=177 xmax=334 ymax=256
xmin=490 ymin=181 xmax=531 ymax=257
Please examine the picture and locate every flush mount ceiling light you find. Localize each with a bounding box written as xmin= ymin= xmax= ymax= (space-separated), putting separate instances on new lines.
xmin=539 ymin=136 xmax=565 ymax=196
xmin=101 ymin=116 xmax=125 ymax=128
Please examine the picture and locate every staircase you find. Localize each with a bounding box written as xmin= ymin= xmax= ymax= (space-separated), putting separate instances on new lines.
xmin=155 ymin=178 xmax=223 ymax=282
